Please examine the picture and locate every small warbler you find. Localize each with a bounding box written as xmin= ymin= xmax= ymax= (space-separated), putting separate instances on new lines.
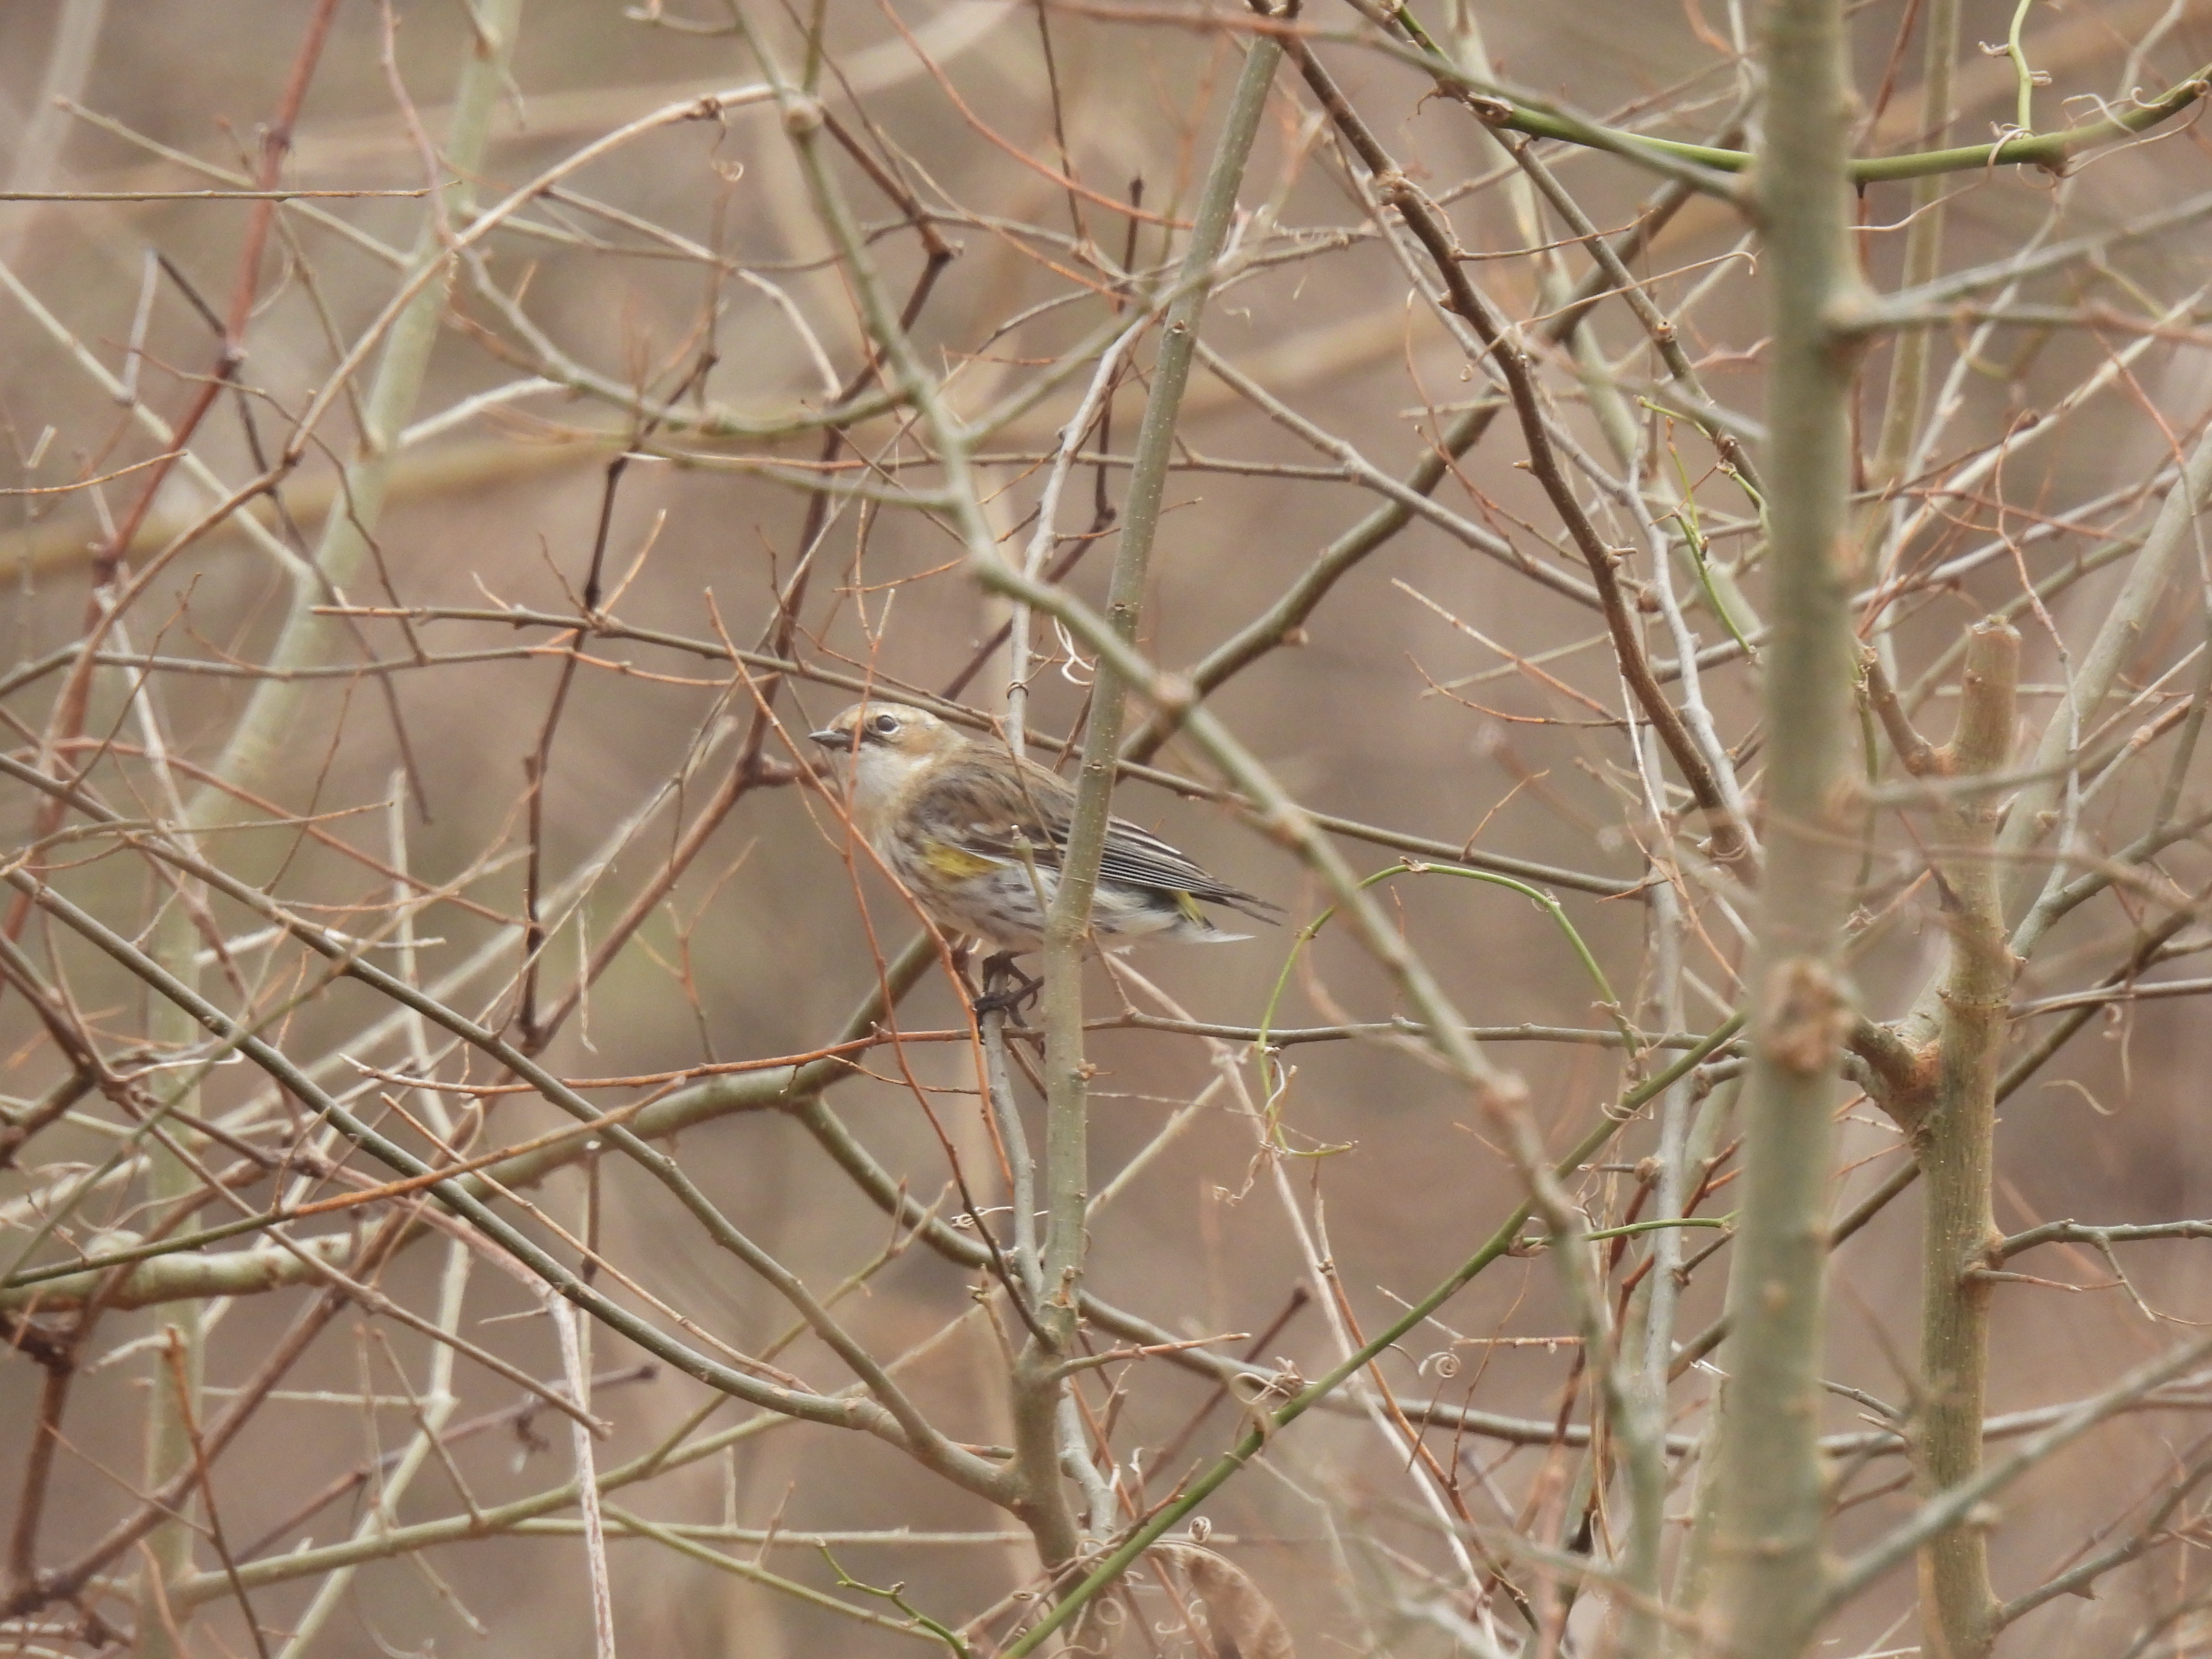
xmin=808 ymin=700 xmax=1278 ymax=952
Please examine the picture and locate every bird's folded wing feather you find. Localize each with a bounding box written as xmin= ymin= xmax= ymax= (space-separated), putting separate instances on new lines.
xmin=917 ymin=766 xmax=1277 ymax=917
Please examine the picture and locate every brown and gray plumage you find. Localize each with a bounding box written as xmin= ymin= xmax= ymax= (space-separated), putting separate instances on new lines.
xmin=807 ymin=700 xmax=1278 ymax=950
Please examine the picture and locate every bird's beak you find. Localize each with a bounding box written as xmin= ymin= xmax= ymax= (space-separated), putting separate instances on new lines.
xmin=807 ymin=729 xmax=848 ymax=751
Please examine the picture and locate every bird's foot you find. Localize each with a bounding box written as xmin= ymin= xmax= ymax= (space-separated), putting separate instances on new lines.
xmin=971 ymin=951 xmax=1043 ymax=1019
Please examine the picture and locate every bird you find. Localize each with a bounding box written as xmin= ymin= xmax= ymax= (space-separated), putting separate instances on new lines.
xmin=806 ymin=700 xmax=1278 ymax=964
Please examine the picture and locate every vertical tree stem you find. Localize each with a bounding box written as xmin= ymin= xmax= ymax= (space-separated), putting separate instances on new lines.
xmin=1036 ymin=24 xmax=1281 ymax=1332
xmin=1018 ymin=27 xmax=1283 ymax=1570
xmin=1702 ymin=0 xmax=1868 ymax=1652
xmin=737 ymin=4 xmax=1091 ymax=1569
xmin=1917 ymin=619 xmax=2019 ymax=1659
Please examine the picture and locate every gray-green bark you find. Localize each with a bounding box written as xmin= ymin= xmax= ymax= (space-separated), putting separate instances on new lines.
xmin=1915 ymin=621 xmax=2020 ymax=1659
xmin=1699 ymin=0 xmax=1869 ymax=1652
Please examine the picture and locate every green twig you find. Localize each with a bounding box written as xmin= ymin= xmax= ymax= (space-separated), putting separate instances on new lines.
xmin=1660 ymin=429 xmax=1760 ymax=657
xmin=1358 ymin=26 xmax=2209 ymax=188
xmin=820 ymin=1547 xmax=974 ymax=1657
xmin=2001 ymin=0 xmax=2044 ymax=135
xmin=1552 ymin=1215 xmax=1733 ymax=1246
xmin=1250 ymin=859 xmax=1631 ymax=1148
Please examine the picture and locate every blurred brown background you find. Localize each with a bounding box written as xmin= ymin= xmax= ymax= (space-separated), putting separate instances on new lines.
xmin=3 ymin=1 xmax=2212 ymax=1655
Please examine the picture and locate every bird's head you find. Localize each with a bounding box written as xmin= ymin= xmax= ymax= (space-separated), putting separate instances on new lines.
xmin=807 ymin=701 xmax=962 ymax=805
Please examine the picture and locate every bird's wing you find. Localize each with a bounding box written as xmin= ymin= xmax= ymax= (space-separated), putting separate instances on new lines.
xmin=913 ymin=755 xmax=1280 ymax=921
xmin=908 ymin=757 xmax=1071 ymax=867
xmin=1096 ymin=816 xmax=1270 ymax=910
xmin=911 ymin=752 xmax=1283 ymax=925
xmin=1034 ymin=811 xmax=1281 ymax=923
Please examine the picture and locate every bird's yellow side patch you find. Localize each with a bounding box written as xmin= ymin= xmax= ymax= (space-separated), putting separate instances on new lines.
xmin=920 ymin=840 xmax=998 ymax=880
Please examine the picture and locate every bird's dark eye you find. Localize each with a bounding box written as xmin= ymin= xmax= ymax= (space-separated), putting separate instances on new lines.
xmin=870 ymin=713 xmax=901 ymax=737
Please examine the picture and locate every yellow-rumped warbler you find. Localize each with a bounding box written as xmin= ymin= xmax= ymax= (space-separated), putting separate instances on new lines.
xmin=808 ymin=700 xmax=1278 ymax=952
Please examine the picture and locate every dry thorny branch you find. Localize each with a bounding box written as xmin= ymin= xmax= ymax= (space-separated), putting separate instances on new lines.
xmin=4 ymin=1 xmax=2212 ymax=1656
